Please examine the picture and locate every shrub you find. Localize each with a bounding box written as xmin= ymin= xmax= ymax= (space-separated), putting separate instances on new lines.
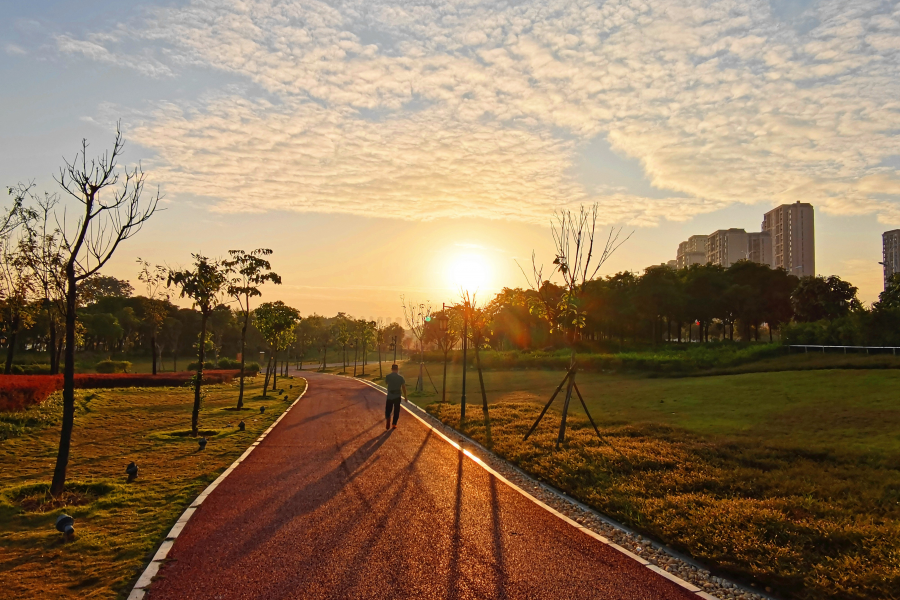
xmin=0 ymin=376 xmax=63 ymax=411
xmin=95 ymin=360 xmax=132 ymax=374
xmin=216 ymin=358 xmax=260 ymax=375
xmin=187 ymin=361 xmax=215 ymax=371
xmin=0 ymin=370 xmax=241 ymax=411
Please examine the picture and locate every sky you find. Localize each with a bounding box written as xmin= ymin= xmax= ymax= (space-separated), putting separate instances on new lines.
xmin=2 ymin=0 xmax=899 ymax=318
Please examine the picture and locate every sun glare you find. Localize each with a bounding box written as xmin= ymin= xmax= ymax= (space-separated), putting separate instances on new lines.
xmin=446 ymin=252 xmax=492 ymax=292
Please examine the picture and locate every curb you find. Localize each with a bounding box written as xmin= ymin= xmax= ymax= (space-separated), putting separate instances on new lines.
xmin=126 ymin=378 xmax=310 ymax=600
xmin=348 ymin=375 xmax=723 ymax=600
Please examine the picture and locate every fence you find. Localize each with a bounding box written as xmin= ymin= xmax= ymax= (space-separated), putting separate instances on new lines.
xmin=788 ymin=345 xmax=900 ymax=355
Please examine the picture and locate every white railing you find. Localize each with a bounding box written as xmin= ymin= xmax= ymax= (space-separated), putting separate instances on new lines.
xmin=788 ymin=345 xmax=900 ymax=355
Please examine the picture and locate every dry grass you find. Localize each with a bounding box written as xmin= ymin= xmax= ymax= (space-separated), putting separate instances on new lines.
xmin=422 ymin=369 xmax=900 ymax=600
xmin=0 ymin=376 xmax=305 ymax=599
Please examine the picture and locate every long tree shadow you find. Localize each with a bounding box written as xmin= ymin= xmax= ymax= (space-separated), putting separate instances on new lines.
xmin=488 ymin=475 xmax=509 ymax=599
xmin=447 ymin=449 xmax=464 ymax=600
xmin=482 ymin=410 xmax=494 ymax=450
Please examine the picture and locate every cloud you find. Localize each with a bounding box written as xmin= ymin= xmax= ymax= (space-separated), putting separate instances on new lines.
xmin=54 ymin=0 xmax=900 ymax=225
xmin=5 ymin=43 xmax=26 ymax=55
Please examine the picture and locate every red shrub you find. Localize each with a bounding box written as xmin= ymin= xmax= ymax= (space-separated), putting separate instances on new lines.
xmin=0 ymin=370 xmax=240 ymax=412
xmin=0 ymin=375 xmax=64 ymax=411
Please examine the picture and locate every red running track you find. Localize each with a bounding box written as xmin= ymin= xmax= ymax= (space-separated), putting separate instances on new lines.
xmin=147 ymin=372 xmax=697 ymax=600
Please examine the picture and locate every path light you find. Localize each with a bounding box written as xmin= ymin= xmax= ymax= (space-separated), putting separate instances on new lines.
xmin=56 ymin=514 xmax=75 ymax=540
xmin=198 ymin=437 xmax=207 ymax=450
xmin=239 ymin=420 xmax=245 ymax=431
xmin=125 ymin=462 xmax=138 ymax=482
xmin=260 ymin=406 xmax=266 ymax=414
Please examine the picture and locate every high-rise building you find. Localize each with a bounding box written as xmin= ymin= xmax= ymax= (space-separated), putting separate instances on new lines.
xmin=747 ymin=231 xmax=773 ymax=267
xmin=762 ymin=202 xmax=815 ymax=276
xmin=707 ymin=229 xmax=749 ymax=267
xmin=883 ymin=230 xmax=900 ymax=289
xmin=676 ymin=234 xmax=708 ymax=268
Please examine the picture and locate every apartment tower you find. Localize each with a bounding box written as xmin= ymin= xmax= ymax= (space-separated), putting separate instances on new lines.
xmin=883 ymin=230 xmax=900 ymax=289
xmin=707 ymin=229 xmax=752 ymax=267
xmin=676 ymin=235 xmax=709 ymax=268
xmin=762 ymin=202 xmax=815 ymax=276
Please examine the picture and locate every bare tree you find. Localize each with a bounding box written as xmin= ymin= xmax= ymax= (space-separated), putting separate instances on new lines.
xmin=50 ymin=123 xmax=160 ymax=495
xmin=401 ymin=295 xmax=432 ymax=393
xmin=518 ymin=204 xmax=630 ymax=447
xmin=0 ymin=235 xmax=35 ymax=373
xmin=19 ymin=188 xmax=66 ymax=373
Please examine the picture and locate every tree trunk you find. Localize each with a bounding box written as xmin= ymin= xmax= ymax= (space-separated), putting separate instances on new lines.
xmin=378 ymin=344 xmax=383 ymax=378
xmin=55 ymin=336 xmax=63 ymax=374
xmin=475 ymin=343 xmax=487 ymax=412
xmin=151 ymin=332 xmax=158 ymax=375
xmin=651 ymin=317 xmax=657 ymax=347
xmin=237 ymin=313 xmax=248 ymax=409
xmin=769 ymin=325 xmax=773 ymax=343
xmin=192 ymin=312 xmax=209 ymax=437
xmin=442 ymin=349 xmax=449 ymax=403
xmin=263 ymin=355 xmax=272 ymax=396
xmin=50 ymin=273 xmax=77 ymax=496
xmin=353 ymin=343 xmax=358 ymax=377
xmin=4 ymin=313 xmax=20 ymax=374
xmin=322 ymin=346 xmax=327 ymax=371
xmin=271 ymin=351 xmax=278 ymax=391
xmin=48 ymin=309 xmax=58 ymax=374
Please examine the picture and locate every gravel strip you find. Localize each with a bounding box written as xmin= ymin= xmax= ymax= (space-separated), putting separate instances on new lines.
xmin=401 ymin=398 xmax=780 ymax=600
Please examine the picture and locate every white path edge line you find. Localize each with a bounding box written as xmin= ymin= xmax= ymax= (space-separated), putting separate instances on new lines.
xmin=126 ymin=378 xmax=310 ymax=600
xmin=348 ymin=375 xmax=717 ymax=600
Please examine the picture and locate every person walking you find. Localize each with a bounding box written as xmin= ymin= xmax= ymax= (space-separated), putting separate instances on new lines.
xmin=384 ymin=363 xmax=407 ymax=430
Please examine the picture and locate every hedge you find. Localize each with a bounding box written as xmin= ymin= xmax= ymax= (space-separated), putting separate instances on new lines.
xmin=0 ymin=370 xmax=241 ymax=412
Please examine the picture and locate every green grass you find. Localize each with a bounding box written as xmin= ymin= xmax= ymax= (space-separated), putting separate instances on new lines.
xmin=409 ymin=366 xmax=900 ymax=600
xmin=0 ymin=375 xmax=306 ymax=599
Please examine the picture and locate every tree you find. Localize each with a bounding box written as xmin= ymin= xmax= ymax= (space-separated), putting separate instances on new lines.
xmin=49 ymin=124 xmax=159 ymax=495
xmin=402 ymin=296 xmax=432 ymax=392
xmin=168 ymin=254 xmax=229 ymax=436
xmin=78 ymin=274 xmax=134 ymax=304
xmin=19 ymin=187 xmax=66 ymax=373
xmin=792 ymin=275 xmax=859 ymax=322
xmin=333 ymin=313 xmax=352 ymax=373
xmin=254 ymin=301 xmax=300 ymax=396
xmin=137 ymin=259 xmax=169 ymax=374
xmin=875 ymin=274 xmax=900 ymax=311
xmin=294 ymin=314 xmax=322 ymax=371
xmin=519 ymin=204 xmax=629 ymax=446
xmin=0 ymin=236 xmax=35 ymax=373
xmin=224 ymin=249 xmax=281 ymax=409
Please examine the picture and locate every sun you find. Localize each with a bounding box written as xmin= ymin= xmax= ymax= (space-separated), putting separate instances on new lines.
xmin=446 ymin=252 xmax=492 ymax=292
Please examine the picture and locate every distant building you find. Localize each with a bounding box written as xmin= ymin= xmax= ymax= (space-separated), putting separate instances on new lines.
xmin=676 ymin=234 xmax=708 ymax=268
xmin=762 ymin=202 xmax=815 ymax=277
xmin=883 ymin=230 xmax=900 ymax=289
xmin=707 ymin=229 xmax=749 ymax=267
xmin=666 ymin=259 xmax=677 ymax=269
xmin=747 ymin=231 xmax=774 ymax=267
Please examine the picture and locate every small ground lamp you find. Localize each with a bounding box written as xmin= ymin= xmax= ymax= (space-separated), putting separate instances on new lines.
xmin=55 ymin=514 xmax=75 ymax=540
xmin=198 ymin=437 xmax=207 ymax=450
xmin=126 ymin=461 xmax=138 ymax=482
xmin=239 ymin=420 xmax=245 ymax=431
xmin=260 ymin=406 xmax=266 ymax=414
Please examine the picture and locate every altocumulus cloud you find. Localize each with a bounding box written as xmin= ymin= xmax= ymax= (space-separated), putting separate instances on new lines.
xmin=57 ymin=0 xmax=900 ymax=224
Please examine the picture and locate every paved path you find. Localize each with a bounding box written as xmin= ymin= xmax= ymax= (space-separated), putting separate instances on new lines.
xmin=147 ymin=372 xmax=697 ymax=600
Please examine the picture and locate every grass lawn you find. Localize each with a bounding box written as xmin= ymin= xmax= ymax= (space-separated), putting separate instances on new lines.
xmin=0 ymin=375 xmax=305 ymax=599
xmin=397 ymin=363 xmax=900 ymax=600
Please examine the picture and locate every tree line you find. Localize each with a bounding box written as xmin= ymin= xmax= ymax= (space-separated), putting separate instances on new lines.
xmin=415 ymin=261 xmax=897 ymax=353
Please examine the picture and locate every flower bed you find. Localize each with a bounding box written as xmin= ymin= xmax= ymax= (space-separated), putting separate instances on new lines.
xmin=0 ymin=370 xmax=241 ymax=412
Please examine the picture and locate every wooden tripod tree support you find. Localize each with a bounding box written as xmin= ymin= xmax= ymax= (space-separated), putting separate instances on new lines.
xmin=522 ymin=359 xmax=603 ymax=449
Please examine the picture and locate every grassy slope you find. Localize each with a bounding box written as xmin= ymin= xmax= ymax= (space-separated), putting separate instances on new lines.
xmin=0 ymin=375 xmax=305 ymax=599
xmin=406 ymin=365 xmax=900 ymax=600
